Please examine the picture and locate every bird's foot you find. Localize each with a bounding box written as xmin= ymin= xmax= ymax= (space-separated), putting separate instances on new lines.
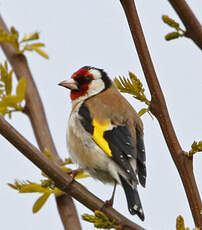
xmin=101 ymin=198 xmax=114 ymax=211
xmin=104 ymin=199 xmax=113 ymax=207
xmin=66 ymin=168 xmax=84 ymax=178
xmin=63 ymin=168 xmax=85 ymax=189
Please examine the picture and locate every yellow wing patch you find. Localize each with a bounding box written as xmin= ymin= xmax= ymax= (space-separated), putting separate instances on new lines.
xmin=92 ymin=119 xmax=112 ymax=157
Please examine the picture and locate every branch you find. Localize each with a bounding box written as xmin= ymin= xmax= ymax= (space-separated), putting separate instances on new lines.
xmin=56 ymin=195 xmax=81 ymax=229
xmin=0 ymin=15 xmax=81 ymax=230
xmin=168 ymin=0 xmax=202 ymax=49
xmin=0 ymin=115 xmax=145 ymax=230
xmin=120 ymin=0 xmax=202 ymax=228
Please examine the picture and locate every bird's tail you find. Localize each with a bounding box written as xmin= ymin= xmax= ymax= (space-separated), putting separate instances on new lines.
xmin=119 ymin=175 xmax=145 ymax=221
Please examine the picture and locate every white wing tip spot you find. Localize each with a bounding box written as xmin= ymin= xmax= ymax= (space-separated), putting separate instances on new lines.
xmin=133 ymin=205 xmax=143 ymax=214
xmin=133 ymin=204 xmax=138 ymax=211
xmin=126 ymin=169 xmax=130 ymax=173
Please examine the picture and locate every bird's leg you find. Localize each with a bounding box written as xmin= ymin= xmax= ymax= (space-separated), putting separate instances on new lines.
xmin=102 ymin=181 xmax=117 ymax=209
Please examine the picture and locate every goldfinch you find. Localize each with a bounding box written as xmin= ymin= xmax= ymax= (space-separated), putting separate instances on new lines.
xmin=59 ymin=66 xmax=146 ymax=221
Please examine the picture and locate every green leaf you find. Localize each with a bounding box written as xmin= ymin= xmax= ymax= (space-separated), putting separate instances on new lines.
xmin=43 ymin=148 xmax=53 ymax=161
xmin=7 ymin=180 xmax=22 ymax=190
xmin=53 ymin=187 xmax=64 ymax=196
xmin=0 ymin=106 xmax=8 ymax=116
xmin=189 ymin=140 xmax=202 ymax=156
xmin=0 ymin=27 xmax=19 ymax=51
xmin=114 ymin=73 xmax=150 ymax=105
xmin=16 ymin=78 xmax=26 ymax=102
xmin=60 ymin=166 xmax=73 ymax=172
xmin=10 ymin=26 xmax=19 ymax=39
xmin=8 ymin=183 xmax=18 ymax=190
xmin=0 ymin=27 xmax=49 ymax=56
xmin=4 ymin=61 xmax=8 ymax=72
xmin=19 ymin=183 xmax=51 ymax=193
xmin=0 ymin=62 xmax=13 ymax=96
xmin=75 ymin=171 xmax=90 ymax=179
xmin=0 ymin=63 xmax=6 ymax=82
xmin=162 ymin=15 xmax=180 ymax=30
xmin=22 ymin=43 xmax=49 ymax=59
xmin=138 ymin=108 xmax=148 ymax=117
xmin=176 ymin=215 xmax=185 ymax=230
xmin=32 ymin=193 xmax=51 ymax=213
xmin=82 ymin=210 xmax=117 ymax=229
xmin=165 ymin=32 xmax=181 ymax=41
xmin=0 ymin=61 xmax=25 ymax=116
xmin=63 ymin=158 xmax=73 ymax=165
xmin=162 ymin=15 xmax=185 ymax=42
xmin=20 ymin=32 xmax=39 ymax=43
xmin=31 ymin=46 xmax=49 ymax=59
xmin=1 ymin=95 xmax=20 ymax=106
xmin=28 ymin=43 xmax=45 ymax=48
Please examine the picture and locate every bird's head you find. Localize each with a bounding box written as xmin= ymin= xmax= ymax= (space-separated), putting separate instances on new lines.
xmin=59 ymin=66 xmax=111 ymax=101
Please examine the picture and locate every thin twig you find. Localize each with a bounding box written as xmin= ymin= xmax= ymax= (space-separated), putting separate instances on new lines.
xmin=168 ymin=0 xmax=202 ymax=49
xmin=0 ymin=115 xmax=145 ymax=230
xmin=120 ymin=0 xmax=202 ymax=228
xmin=0 ymin=15 xmax=81 ymax=230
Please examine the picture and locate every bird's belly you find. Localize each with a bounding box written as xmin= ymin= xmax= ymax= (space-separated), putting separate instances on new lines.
xmin=67 ymin=113 xmax=114 ymax=183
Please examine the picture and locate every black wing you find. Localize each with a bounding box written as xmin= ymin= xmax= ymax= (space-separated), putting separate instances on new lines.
xmin=78 ymin=103 xmax=146 ymax=186
xmin=103 ymin=125 xmax=138 ymax=184
xmin=136 ymin=128 xmax=146 ymax=187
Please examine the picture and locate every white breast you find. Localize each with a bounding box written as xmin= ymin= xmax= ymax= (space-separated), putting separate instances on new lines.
xmin=66 ymin=102 xmax=122 ymax=184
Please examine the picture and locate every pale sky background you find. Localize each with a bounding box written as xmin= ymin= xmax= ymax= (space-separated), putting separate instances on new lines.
xmin=0 ymin=1 xmax=201 ymax=230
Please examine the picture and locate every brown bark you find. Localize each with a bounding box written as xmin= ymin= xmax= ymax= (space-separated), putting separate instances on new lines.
xmin=120 ymin=0 xmax=202 ymax=228
xmin=168 ymin=0 xmax=202 ymax=49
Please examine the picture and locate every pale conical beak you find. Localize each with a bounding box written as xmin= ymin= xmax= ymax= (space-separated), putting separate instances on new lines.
xmin=58 ymin=79 xmax=79 ymax=90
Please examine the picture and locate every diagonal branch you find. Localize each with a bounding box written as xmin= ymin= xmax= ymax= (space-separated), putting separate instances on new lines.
xmin=0 ymin=115 xmax=145 ymax=230
xmin=0 ymin=15 xmax=81 ymax=230
xmin=168 ymin=0 xmax=202 ymax=49
xmin=120 ymin=0 xmax=202 ymax=228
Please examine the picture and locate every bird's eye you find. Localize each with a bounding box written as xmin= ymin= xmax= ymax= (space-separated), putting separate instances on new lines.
xmin=76 ymin=76 xmax=92 ymax=85
xmin=85 ymin=76 xmax=92 ymax=81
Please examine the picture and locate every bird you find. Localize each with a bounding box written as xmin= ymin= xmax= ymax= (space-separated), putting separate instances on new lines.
xmin=59 ymin=66 xmax=146 ymax=221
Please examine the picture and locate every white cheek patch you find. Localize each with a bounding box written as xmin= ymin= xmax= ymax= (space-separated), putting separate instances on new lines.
xmin=71 ymin=79 xmax=105 ymax=107
xmin=87 ymin=79 xmax=105 ymax=97
xmin=89 ymin=69 xmax=102 ymax=79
